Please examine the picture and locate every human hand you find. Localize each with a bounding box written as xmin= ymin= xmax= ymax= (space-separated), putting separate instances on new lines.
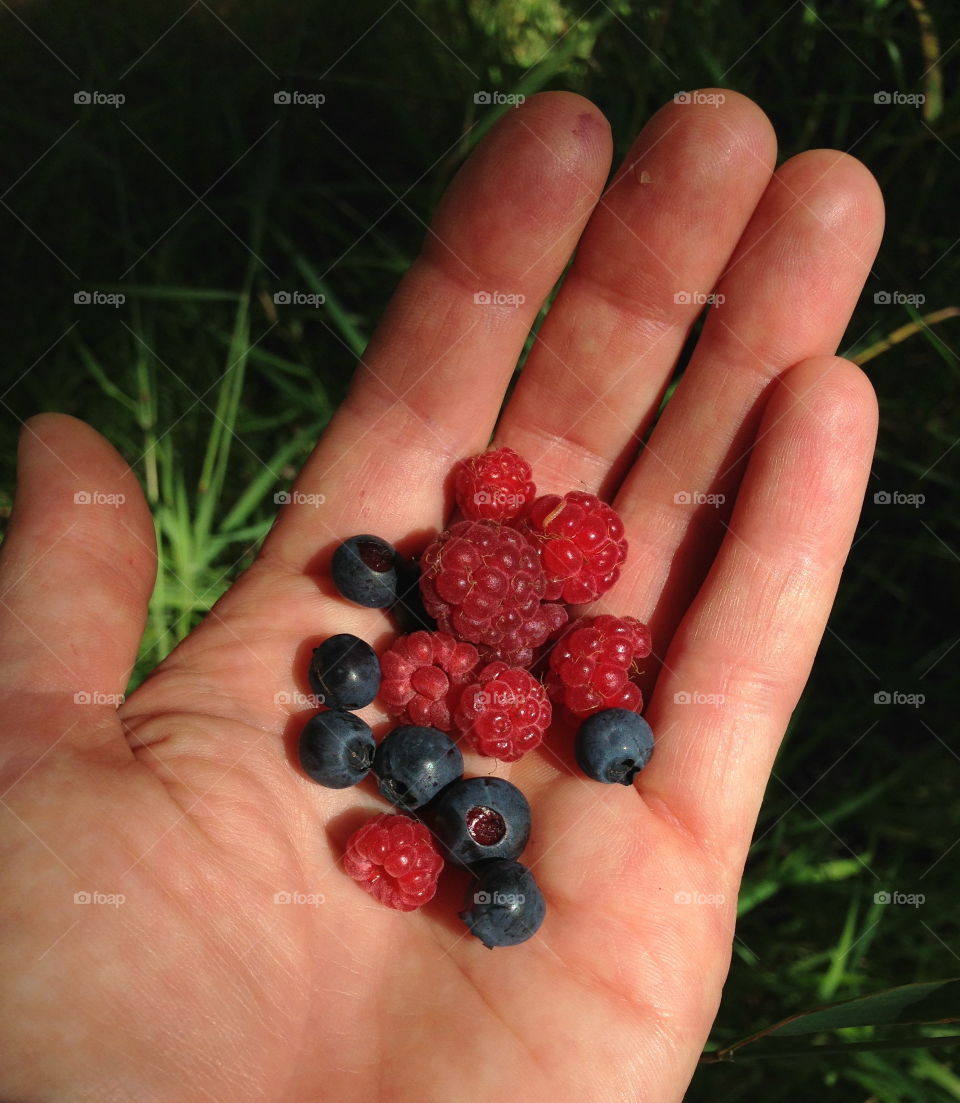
xmin=0 ymin=89 xmax=882 ymax=1102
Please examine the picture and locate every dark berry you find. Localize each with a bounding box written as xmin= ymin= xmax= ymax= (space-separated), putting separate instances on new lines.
xmin=298 ymin=710 xmax=375 ymax=788
xmin=372 ymin=725 xmax=464 ymax=809
xmin=460 ymin=860 xmax=546 ymax=948
xmin=430 ymin=776 xmax=531 ymax=867
xmin=308 ymin=634 xmax=380 ymax=710
xmin=575 ymin=708 xmax=654 ymax=784
xmin=392 ymin=557 xmax=437 ymax=633
xmin=332 ymin=534 xmax=398 ymax=608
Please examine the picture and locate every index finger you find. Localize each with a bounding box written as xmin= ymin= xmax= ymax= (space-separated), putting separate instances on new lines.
xmin=261 ymin=92 xmax=613 ymax=571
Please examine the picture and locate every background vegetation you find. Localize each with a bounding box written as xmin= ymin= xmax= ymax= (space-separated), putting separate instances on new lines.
xmin=1 ymin=0 xmax=957 ymax=1097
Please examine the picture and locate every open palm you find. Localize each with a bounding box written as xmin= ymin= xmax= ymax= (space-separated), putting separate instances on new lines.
xmin=0 ymin=90 xmax=883 ymax=1103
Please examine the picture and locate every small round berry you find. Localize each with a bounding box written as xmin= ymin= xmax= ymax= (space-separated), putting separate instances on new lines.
xmin=419 ymin=520 xmax=567 ymax=665
xmin=298 ymin=710 xmax=375 ymax=788
xmin=372 ymin=725 xmax=464 ymax=809
xmin=379 ymin=630 xmax=479 ymax=730
xmin=575 ymin=708 xmax=654 ymax=784
xmin=454 ymin=662 xmax=552 ymax=762
xmin=332 ymin=535 xmax=398 ymax=608
xmin=455 ymin=447 xmax=536 ymax=522
xmin=546 ymin=615 xmax=651 ymax=719
xmin=308 ymin=634 xmax=381 ymax=710
xmin=520 ymin=492 xmax=628 ymax=603
xmin=460 ymin=860 xmax=546 ymax=948
xmin=430 ymin=776 xmax=531 ymax=867
xmin=344 ymin=813 xmax=444 ymax=911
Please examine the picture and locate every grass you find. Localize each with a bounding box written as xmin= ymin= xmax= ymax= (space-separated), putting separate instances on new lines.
xmin=1 ymin=0 xmax=958 ymax=1097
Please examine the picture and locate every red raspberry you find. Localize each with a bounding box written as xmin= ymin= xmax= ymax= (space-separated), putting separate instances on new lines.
xmin=419 ymin=520 xmax=567 ymax=667
xmin=455 ymin=446 xmax=536 ymax=522
xmin=546 ymin=614 xmax=651 ymax=718
xmin=343 ymin=813 xmax=444 ymax=912
xmin=454 ymin=662 xmax=552 ymax=762
xmin=379 ymin=630 xmax=479 ymax=730
xmin=520 ymin=491 xmax=628 ymax=604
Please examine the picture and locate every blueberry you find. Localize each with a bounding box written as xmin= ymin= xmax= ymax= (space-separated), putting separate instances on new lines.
xmin=308 ymin=634 xmax=380 ymax=710
xmin=430 ymin=776 xmax=531 ymax=867
xmin=332 ymin=534 xmax=398 ymax=608
xmin=392 ymin=556 xmax=436 ymax=633
xmin=372 ymin=725 xmax=464 ymax=809
xmin=575 ymin=708 xmax=654 ymax=785
xmin=460 ymin=860 xmax=546 ymax=948
xmin=298 ymin=710 xmax=375 ymax=788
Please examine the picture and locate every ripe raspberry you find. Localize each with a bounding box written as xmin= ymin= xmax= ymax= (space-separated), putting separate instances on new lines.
xmin=344 ymin=813 xmax=444 ymax=912
xmin=547 ymin=614 xmax=652 ymax=718
xmin=379 ymin=630 xmax=479 ymax=731
xmin=519 ymin=491 xmax=628 ymax=604
xmin=455 ymin=446 xmax=536 ymax=522
xmin=420 ymin=520 xmax=567 ymax=667
xmin=454 ymin=662 xmax=552 ymax=762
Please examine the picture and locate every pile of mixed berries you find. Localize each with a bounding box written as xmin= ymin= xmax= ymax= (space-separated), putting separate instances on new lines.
xmin=295 ymin=447 xmax=655 ymax=948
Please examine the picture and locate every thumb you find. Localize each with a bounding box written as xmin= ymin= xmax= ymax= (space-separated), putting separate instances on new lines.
xmin=0 ymin=414 xmax=156 ymax=753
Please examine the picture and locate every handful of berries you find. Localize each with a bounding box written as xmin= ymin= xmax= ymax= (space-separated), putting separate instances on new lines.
xmin=293 ymin=447 xmax=655 ymax=948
